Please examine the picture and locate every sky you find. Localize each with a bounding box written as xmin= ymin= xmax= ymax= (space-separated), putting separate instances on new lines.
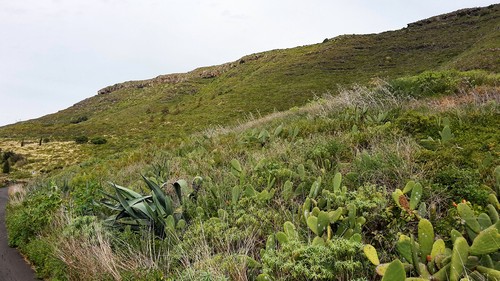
xmin=0 ymin=0 xmax=497 ymax=126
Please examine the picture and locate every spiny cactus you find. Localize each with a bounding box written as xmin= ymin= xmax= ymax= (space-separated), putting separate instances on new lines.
xmin=469 ymin=223 xmax=500 ymax=256
xmin=381 ymin=259 xmax=406 ymax=281
xmin=439 ymin=125 xmax=454 ymax=143
xmin=301 ymin=174 xmax=365 ymax=242
xmin=450 ymin=237 xmax=469 ymax=281
xmin=457 ymin=202 xmax=481 ymax=239
xmin=365 ymin=215 xmax=499 ymax=280
xmin=418 ymin=219 xmax=434 ymax=263
xmin=392 ymin=181 xmax=424 ymax=217
xmin=363 ymin=244 xmax=380 ymax=266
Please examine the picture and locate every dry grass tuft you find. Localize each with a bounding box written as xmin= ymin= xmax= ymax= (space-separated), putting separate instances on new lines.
xmin=7 ymin=183 xmax=27 ymax=205
xmin=54 ymin=211 xmax=166 ymax=281
xmin=424 ymin=85 xmax=500 ymax=110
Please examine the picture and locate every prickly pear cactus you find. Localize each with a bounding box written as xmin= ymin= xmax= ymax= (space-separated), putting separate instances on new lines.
xmin=410 ymin=183 xmax=423 ymax=210
xmin=450 ymin=237 xmax=469 ymax=281
xmin=418 ymin=219 xmax=434 ymax=262
xmin=470 ymin=223 xmax=500 ymax=256
xmin=381 ymin=259 xmax=406 ymax=281
xmin=363 ymin=244 xmax=380 ymax=266
xmin=457 ymin=202 xmax=481 ymax=239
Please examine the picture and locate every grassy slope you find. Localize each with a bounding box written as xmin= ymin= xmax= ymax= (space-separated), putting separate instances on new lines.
xmin=1 ymin=5 xmax=500 ymax=280
xmin=0 ymin=4 xmax=498 ymax=146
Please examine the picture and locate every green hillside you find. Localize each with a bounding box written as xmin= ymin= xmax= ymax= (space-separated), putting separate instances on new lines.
xmin=1 ymin=4 xmax=498 ymax=145
xmin=1 ymin=5 xmax=500 ymax=281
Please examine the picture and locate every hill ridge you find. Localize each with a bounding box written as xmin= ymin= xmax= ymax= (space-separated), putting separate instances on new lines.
xmin=1 ymin=4 xmax=498 ymax=142
xmin=95 ymin=4 xmax=499 ymax=96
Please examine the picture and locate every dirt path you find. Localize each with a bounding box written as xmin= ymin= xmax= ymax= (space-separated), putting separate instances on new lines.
xmin=0 ymin=186 xmax=38 ymax=281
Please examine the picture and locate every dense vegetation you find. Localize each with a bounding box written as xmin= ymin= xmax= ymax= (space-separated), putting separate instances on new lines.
xmin=1 ymin=5 xmax=499 ymax=281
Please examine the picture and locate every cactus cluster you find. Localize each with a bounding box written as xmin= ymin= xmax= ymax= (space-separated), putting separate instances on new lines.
xmin=420 ymin=119 xmax=454 ymax=150
xmin=241 ymin=123 xmax=298 ymax=147
xmin=230 ymin=159 xmax=276 ymax=204
xmin=302 ymin=172 xmax=365 ymax=244
xmin=392 ymin=181 xmax=426 ymax=218
xmin=364 ymin=195 xmax=500 ymax=280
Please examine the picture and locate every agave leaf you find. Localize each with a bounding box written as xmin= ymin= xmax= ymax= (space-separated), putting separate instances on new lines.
xmin=100 ymin=189 xmax=119 ymax=202
xmin=127 ymin=195 xmax=152 ymax=206
xmin=142 ymin=175 xmax=173 ymax=215
xmin=144 ymin=201 xmax=165 ymax=229
xmin=152 ymin=191 xmax=168 ymax=217
xmin=173 ymin=179 xmax=188 ymax=204
xmin=131 ymin=202 xmax=155 ymax=221
xmin=114 ymin=186 xmax=139 ymax=219
xmin=99 ymin=199 xmax=123 ymax=211
xmin=110 ymin=182 xmax=143 ymax=199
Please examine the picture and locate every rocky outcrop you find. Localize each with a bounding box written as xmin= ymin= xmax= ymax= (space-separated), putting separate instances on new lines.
xmin=407 ymin=5 xmax=497 ymax=28
xmin=97 ymin=73 xmax=187 ymax=95
xmin=97 ymin=61 xmax=239 ymax=95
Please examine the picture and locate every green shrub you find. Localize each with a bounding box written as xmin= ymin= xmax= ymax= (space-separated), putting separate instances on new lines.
xmin=74 ymin=136 xmax=88 ymax=144
xmin=70 ymin=116 xmax=88 ymax=124
xmin=23 ymin=238 xmax=67 ymax=279
xmin=90 ymin=137 xmax=107 ymax=145
xmin=261 ymin=238 xmax=366 ymax=280
xmin=6 ymin=186 xmax=62 ymax=247
xmin=395 ymin=110 xmax=437 ymax=138
xmin=390 ymin=70 xmax=473 ymax=98
xmin=433 ymin=166 xmax=490 ymax=205
xmin=2 ymin=159 xmax=10 ymax=173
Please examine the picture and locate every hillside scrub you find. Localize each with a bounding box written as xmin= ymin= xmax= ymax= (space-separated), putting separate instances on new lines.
xmin=1 ymin=4 xmax=498 ymax=143
xmin=4 ymin=74 xmax=499 ymax=280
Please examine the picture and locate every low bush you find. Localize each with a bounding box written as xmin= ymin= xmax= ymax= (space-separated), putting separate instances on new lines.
xmin=90 ymin=137 xmax=107 ymax=145
xmin=74 ymin=136 xmax=88 ymax=144
xmin=261 ymin=238 xmax=366 ymax=280
xmin=70 ymin=116 xmax=88 ymax=124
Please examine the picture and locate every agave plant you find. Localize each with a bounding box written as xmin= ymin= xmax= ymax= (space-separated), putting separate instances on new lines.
xmin=99 ymin=175 xmax=200 ymax=238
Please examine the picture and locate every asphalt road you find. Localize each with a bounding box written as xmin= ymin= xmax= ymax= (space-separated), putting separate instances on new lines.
xmin=0 ymin=187 xmax=38 ymax=281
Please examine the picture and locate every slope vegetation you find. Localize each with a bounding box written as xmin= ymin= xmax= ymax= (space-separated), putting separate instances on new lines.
xmin=1 ymin=5 xmax=500 ymax=281
xmin=0 ymin=4 xmax=498 ymax=145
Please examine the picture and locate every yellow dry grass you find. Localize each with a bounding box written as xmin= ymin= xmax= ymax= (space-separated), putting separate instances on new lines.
xmin=0 ymin=139 xmax=85 ymax=180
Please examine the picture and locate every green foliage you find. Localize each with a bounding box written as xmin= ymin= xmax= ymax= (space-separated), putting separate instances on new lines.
xmin=23 ymin=238 xmax=67 ymax=279
xmin=2 ymin=10 xmax=499 ymax=278
xmin=389 ymin=70 xmax=498 ymax=98
xmin=2 ymin=158 xmax=10 ymax=173
xmin=261 ymin=236 xmax=365 ymax=280
xmin=90 ymin=136 xmax=107 ymax=145
xmin=74 ymin=135 xmax=88 ymax=144
xmin=6 ymin=185 xmax=62 ymax=247
xmin=99 ymin=176 xmax=198 ymax=237
xmin=366 ymin=211 xmax=500 ymax=280
xmin=70 ymin=116 xmax=88 ymax=124
xmin=434 ymin=167 xmax=490 ymax=205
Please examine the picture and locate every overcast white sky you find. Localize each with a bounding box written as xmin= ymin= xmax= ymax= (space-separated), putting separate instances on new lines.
xmin=0 ymin=0 xmax=496 ymax=126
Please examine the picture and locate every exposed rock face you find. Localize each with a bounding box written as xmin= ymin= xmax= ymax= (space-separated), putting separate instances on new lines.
xmin=407 ymin=5 xmax=496 ymax=28
xmin=97 ymin=61 xmax=238 ymax=95
xmin=97 ymin=73 xmax=187 ymax=95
